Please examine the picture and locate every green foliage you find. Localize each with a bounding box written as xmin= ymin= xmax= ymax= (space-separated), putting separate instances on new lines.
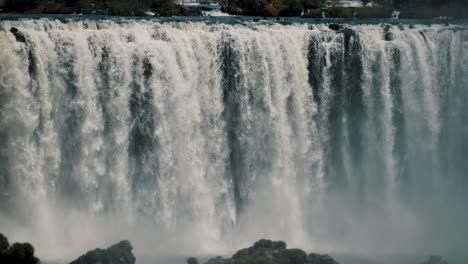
xmin=0 ymin=233 xmax=40 ymax=264
xmin=0 ymin=233 xmax=9 ymax=252
xmin=232 ymin=254 xmax=274 ymax=264
xmin=4 ymin=243 xmax=40 ymax=264
xmin=230 ymin=241 xmax=308 ymax=264
xmin=231 ymin=240 xmax=291 ymax=264
xmin=232 ymin=248 xmax=250 ymax=259
xmin=252 ymin=239 xmax=287 ymax=250
xmin=274 ymin=248 xmax=307 ymax=264
xmin=187 ymin=256 xmax=199 ymax=264
xmin=69 ymin=240 xmax=135 ymax=264
xmin=204 ymin=239 xmax=340 ymax=264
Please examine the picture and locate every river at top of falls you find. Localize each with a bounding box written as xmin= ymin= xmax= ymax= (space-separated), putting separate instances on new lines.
xmin=0 ymin=17 xmax=467 ymax=263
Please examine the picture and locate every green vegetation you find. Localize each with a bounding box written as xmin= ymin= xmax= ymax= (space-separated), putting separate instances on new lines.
xmin=187 ymin=256 xmax=200 ymax=264
xmin=230 ymin=239 xmax=289 ymax=264
xmin=252 ymin=239 xmax=287 ymax=251
xmin=0 ymin=233 xmax=40 ymax=264
xmin=273 ymin=248 xmax=307 ymax=264
xmin=69 ymin=240 xmax=135 ymax=264
xmin=194 ymin=239 xmax=340 ymax=264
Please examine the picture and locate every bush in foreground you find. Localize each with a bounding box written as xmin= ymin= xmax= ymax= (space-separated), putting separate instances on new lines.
xmin=189 ymin=239 xmax=340 ymax=264
xmin=0 ymin=233 xmax=40 ymax=264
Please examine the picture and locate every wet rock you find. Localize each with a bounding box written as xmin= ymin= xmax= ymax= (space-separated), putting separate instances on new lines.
xmin=383 ymin=24 xmax=394 ymax=41
xmin=329 ymin=23 xmax=342 ymax=31
xmin=221 ymin=0 xmax=280 ymax=17
xmin=278 ymin=7 xmax=302 ymax=17
xmin=302 ymin=9 xmax=322 ymax=18
xmin=154 ymin=3 xmax=202 ymax=17
xmin=10 ymin=27 xmax=26 ymax=43
xmin=69 ymin=240 xmax=136 ymax=264
xmin=302 ymin=0 xmax=322 ymax=9
xmin=420 ymin=256 xmax=448 ymax=264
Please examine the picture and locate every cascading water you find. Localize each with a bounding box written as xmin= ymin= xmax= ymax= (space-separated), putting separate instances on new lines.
xmin=0 ymin=18 xmax=467 ymax=262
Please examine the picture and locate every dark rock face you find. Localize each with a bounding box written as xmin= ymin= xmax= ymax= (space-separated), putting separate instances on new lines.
xmin=69 ymin=240 xmax=136 ymax=264
xmin=278 ymin=7 xmax=302 ymax=17
xmin=421 ymin=256 xmax=448 ymax=264
xmin=0 ymin=233 xmax=40 ymax=264
xmin=154 ymin=3 xmax=202 ymax=17
xmin=328 ymin=24 xmax=342 ymax=31
xmin=383 ymin=25 xmax=394 ymax=41
xmin=302 ymin=9 xmax=322 ymax=18
xmin=221 ymin=0 xmax=312 ymax=17
xmin=302 ymin=0 xmax=322 ymax=10
xmin=10 ymin=27 xmax=27 ymax=43
xmin=192 ymin=239 xmax=340 ymax=264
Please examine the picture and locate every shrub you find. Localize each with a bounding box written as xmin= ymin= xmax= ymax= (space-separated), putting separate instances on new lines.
xmin=187 ymin=256 xmax=199 ymax=264
xmin=274 ymin=248 xmax=307 ymax=264
xmin=0 ymin=233 xmax=9 ymax=252
xmin=0 ymin=234 xmax=40 ymax=264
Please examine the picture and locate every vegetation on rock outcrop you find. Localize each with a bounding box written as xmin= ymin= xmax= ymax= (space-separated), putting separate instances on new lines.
xmin=69 ymin=240 xmax=136 ymax=264
xmin=188 ymin=239 xmax=340 ymax=264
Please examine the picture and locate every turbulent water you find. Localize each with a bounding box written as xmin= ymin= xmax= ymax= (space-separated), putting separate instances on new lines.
xmin=0 ymin=18 xmax=467 ymax=262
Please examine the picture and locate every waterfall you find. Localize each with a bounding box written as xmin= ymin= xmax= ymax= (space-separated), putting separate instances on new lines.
xmin=0 ymin=19 xmax=467 ymax=261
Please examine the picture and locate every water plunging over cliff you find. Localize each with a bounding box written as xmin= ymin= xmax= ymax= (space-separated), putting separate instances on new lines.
xmin=0 ymin=19 xmax=467 ymax=261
